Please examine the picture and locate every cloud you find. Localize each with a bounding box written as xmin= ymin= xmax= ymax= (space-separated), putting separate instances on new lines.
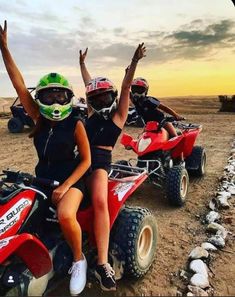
xmin=79 ymin=16 xmax=95 ymax=28
xmin=4 ymin=18 xmax=235 ymax=79
xmin=9 ymin=28 xmax=76 ymax=69
xmin=167 ymin=19 xmax=235 ymax=49
xmin=91 ymin=19 xmax=235 ymax=65
xmin=0 ymin=2 xmax=50 ymax=21
xmin=140 ymin=19 xmax=235 ymax=63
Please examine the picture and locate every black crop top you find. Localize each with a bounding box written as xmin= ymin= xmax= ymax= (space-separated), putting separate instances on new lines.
xmin=85 ymin=113 xmax=122 ymax=147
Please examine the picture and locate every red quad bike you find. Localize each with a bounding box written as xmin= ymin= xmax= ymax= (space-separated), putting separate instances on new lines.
xmin=121 ymin=117 xmax=206 ymax=207
xmin=0 ymin=166 xmax=157 ymax=296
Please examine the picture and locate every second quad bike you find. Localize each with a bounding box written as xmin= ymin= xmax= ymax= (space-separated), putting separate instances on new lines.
xmin=121 ymin=117 xmax=206 ymax=206
xmin=0 ymin=165 xmax=157 ymax=296
xmin=7 ymin=88 xmax=35 ymax=133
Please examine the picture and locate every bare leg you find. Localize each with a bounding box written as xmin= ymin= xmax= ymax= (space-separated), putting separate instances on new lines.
xmin=164 ymin=122 xmax=177 ymax=137
xmin=87 ymin=169 xmax=109 ymax=265
xmin=57 ymin=188 xmax=83 ymax=261
xmin=164 ymin=122 xmax=184 ymax=161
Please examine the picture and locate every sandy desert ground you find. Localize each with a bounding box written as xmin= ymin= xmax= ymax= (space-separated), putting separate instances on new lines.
xmin=0 ymin=96 xmax=234 ymax=296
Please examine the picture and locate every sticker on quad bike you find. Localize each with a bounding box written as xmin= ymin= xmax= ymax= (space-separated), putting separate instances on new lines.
xmin=0 ymin=199 xmax=32 ymax=235
xmin=46 ymin=207 xmax=59 ymax=223
xmin=112 ymin=182 xmax=135 ymax=201
xmin=0 ymin=236 xmax=15 ymax=249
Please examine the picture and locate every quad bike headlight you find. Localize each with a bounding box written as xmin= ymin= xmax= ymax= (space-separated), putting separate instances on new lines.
xmin=138 ymin=138 xmax=152 ymax=152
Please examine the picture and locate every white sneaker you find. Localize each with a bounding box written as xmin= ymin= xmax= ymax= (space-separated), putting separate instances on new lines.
xmin=68 ymin=254 xmax=87 ymax=296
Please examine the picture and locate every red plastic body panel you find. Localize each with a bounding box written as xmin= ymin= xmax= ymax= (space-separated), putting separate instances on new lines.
xmin=0 ymin=190 xmax=36 ymax=240
xmin=108 ymin=173 xmax=148 ymax=227
xmin=171 ymin=129 xmax=199 ymax=158
xmin=77 ymin=172 xmax=148 ymax=245
xmin=121 ymin=121 xmax=201 ymax=159
xmin=145 ymin=121 xmax=159 ymax=131
xmin=0 ymin=234 xmax=52 ymax=278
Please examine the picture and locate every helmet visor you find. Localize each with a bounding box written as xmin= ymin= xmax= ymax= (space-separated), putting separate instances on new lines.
xmin=37 ymin=88 xmax=72 ymax=106
xmin=88 ymin=92 xmax=115 ymax=111
xmin=131 ymin=85 xmax=146 ymax=95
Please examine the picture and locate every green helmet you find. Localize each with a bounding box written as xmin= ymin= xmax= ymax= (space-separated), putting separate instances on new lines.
xmin=35 ymin=73 xmax=74 ymax=121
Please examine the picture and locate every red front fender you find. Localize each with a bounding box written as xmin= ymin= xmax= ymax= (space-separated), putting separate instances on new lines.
xmin=0 ymin=234 xmax=52 ymax=278
xmin=121 ymin=133 xmax=132 ymax=146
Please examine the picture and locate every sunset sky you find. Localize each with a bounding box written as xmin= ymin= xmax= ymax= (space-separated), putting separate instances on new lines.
xmin=0 ymin=0 xmax=235 ymax=98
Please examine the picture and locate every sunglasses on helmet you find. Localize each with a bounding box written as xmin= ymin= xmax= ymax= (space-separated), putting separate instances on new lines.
xmin=38 ymin=88 xmax=72 ymax=106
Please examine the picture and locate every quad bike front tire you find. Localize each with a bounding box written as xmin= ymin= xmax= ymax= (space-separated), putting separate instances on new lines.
xmin=110 ymin=206 xmax=158 ymax=279
xmin=166 ymin=166 xmax=189 ymax=207
xmin=185 ymin=146 xmax=206 ymax=177
xmin=7 ymin=117 xmax=24 ymax=133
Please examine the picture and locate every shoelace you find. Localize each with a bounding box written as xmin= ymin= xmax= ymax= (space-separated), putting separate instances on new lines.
xmin=68 ymin=262 xmax=80 ymax=278
xmin=103 ymin=263 xmax=115 ymax=279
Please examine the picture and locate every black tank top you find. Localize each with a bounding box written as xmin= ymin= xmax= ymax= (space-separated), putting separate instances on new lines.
xmin=33 ymin=114 xmax=81 ymax=182
xmin=85 ymin=113 xmax=122 ymax=147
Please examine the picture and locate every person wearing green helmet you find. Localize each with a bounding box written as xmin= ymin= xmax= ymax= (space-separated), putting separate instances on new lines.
xmin=0 ymin=21 xmax=91 ymax=295
xmin=35 ymin=72 xmax=74 ymax=121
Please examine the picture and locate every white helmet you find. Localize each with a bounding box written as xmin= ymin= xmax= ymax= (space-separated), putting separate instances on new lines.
xmin=131 ymin=77 xmax=149 ymax=99
xmin=86 ymin=77 xmax=118 ymax=119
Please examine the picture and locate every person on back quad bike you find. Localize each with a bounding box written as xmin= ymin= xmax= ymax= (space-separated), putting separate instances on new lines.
xmin=79 ymin=44 xmax=146 ymax=291
xmin=131 ymin=77 xmax=185 ymax=163
xmin=131 ymin=77 xmax=184 ymax=137
xmin=0 ymin=21 xmax=91 ymax=296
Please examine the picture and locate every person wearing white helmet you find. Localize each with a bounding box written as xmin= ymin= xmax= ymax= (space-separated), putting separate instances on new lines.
xmin=79 ymin=44 xmax=146 ymax=291
xmin=131 ymin=77 xmax=185 ymax=138
xmin=0 ymin=21 xmax=91 ymax=296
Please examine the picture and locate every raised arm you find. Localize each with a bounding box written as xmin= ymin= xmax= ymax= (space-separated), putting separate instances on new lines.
xmin=113 ymin=43 xmax=146 ymax=128
xmin=158 ymin=103 xmax=184 ymax=120
xmin=0 ymin=21 xmax=39 ymax=121
xmin=79 ymin=48 xmax=92 ymax=86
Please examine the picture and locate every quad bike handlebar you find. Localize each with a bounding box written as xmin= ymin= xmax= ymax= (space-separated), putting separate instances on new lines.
xmin=173 ymin=121 xmax=202 ymax=130
xmin=157 ymin=116 xmax=183 ymax=131
xmin=159 ymin=117 xmax=201 ymax=131
xmin=1 ymin=170 xmax=60 ymax=189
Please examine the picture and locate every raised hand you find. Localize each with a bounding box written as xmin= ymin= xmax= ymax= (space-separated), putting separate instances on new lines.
xmin=125 ymin=65 xmax=130 ymax=76
xmin=79 ymin=48 xmax=88 ymax=64
xmin=132 ymin=42 xmax=146 ymax=62
xmin=175 ymin=115 xmax=185 ymax=121
xmin=0 ymin=20 xmax=7 ymax=48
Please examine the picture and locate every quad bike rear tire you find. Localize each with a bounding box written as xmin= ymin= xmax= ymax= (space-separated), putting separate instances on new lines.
xmin=185 ymin=146 xmax=206 ymax=177
xmin=7 ymin=117 xmax=24 ymax=133
xmin=166 ymin=166 xmax=189 ymax=207
xmin=110 ymin=206 xmax=157 ymax=279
